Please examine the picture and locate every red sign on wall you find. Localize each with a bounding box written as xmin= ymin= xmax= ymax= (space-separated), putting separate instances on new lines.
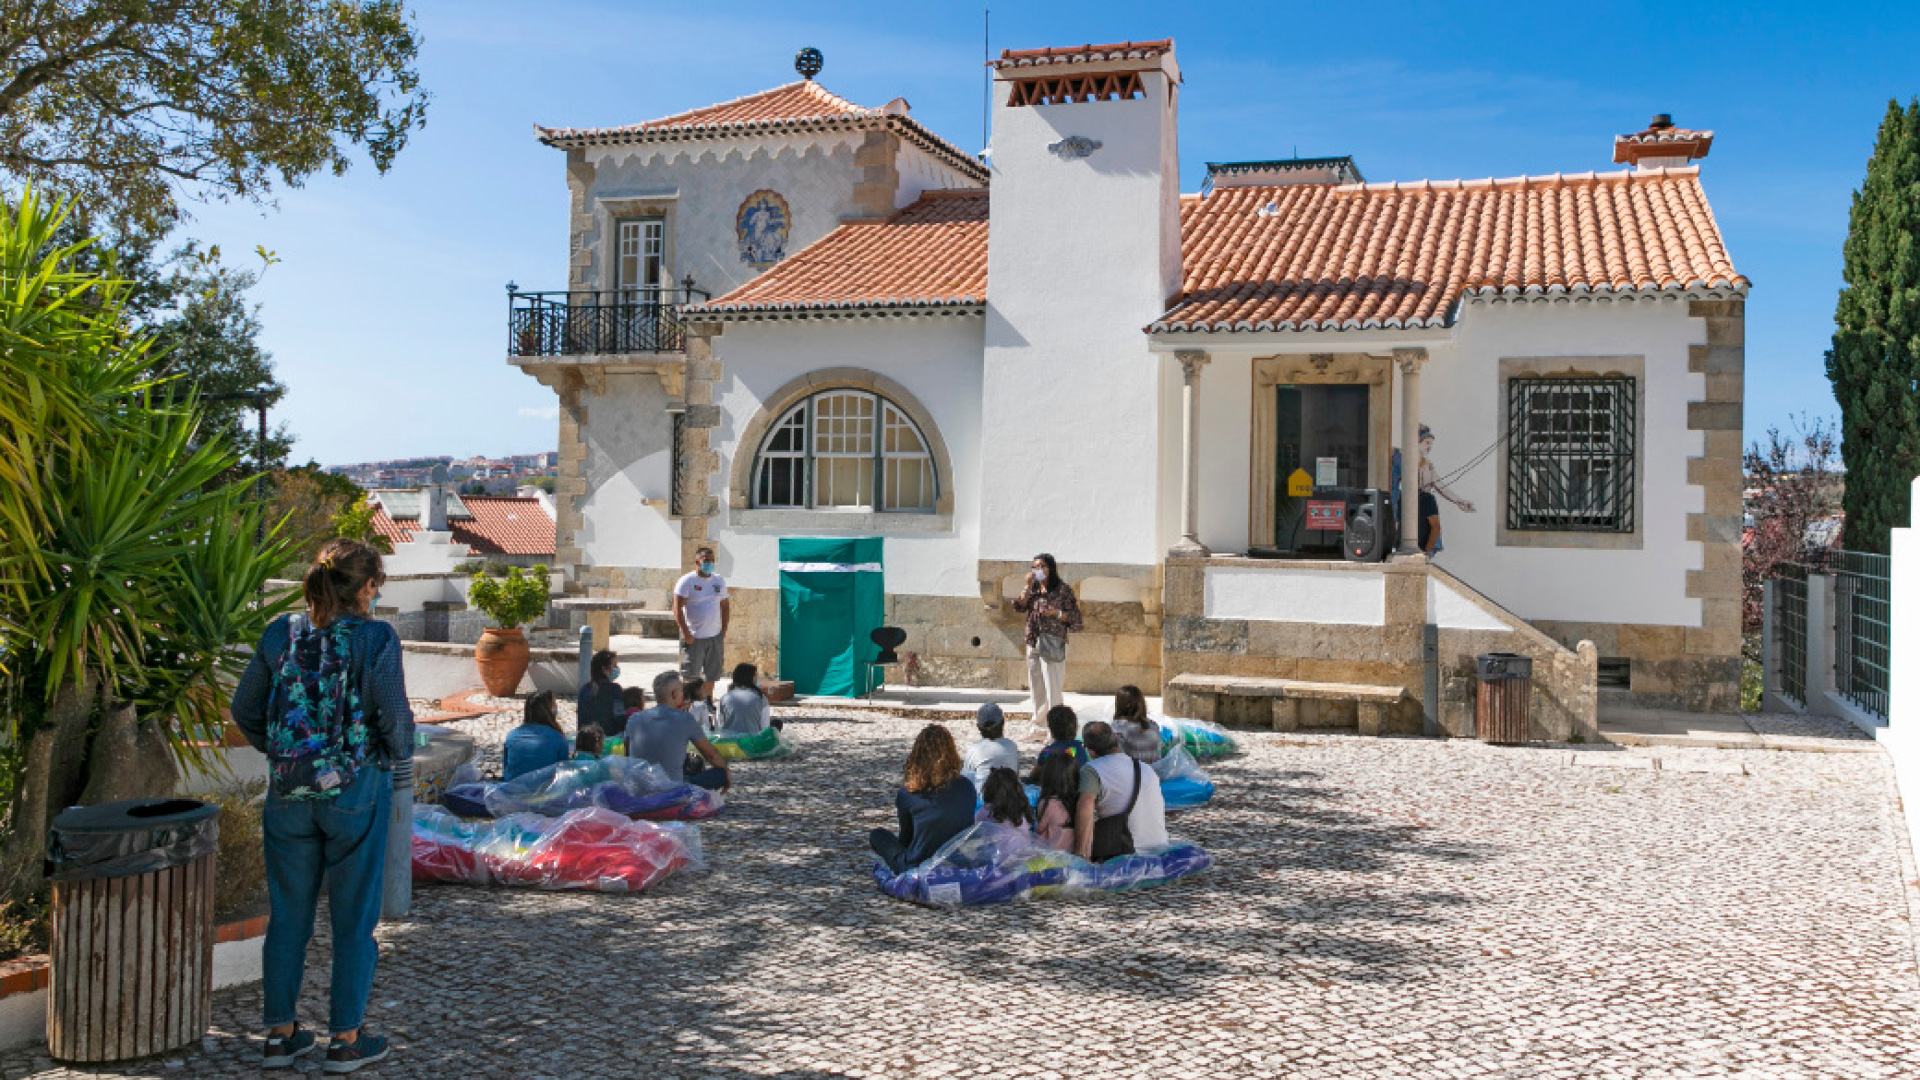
xmin=1306 ymin=500 xmax=1346 ymax=530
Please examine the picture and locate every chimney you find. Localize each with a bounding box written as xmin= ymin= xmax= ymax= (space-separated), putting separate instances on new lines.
xmin=423 ymin=483 xmax=449 ymax=532
xmin=1613 ymin=113 xmax=1714 ymax=170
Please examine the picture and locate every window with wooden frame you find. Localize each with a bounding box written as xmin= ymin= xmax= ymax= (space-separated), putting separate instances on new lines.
xmin=1505 ymin=376 xmax=1637 ymax=532
xmin=614 ymin=217 xmax=665 ymax=294
xmin=751 ymin=390 xmax=936 ymax=512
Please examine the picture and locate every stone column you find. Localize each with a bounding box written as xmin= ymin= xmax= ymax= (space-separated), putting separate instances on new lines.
xmin=1394 ymin=348 xmax=1427 ymax=555
xmin=1171 ymin=350 xmax=1211 ymax=556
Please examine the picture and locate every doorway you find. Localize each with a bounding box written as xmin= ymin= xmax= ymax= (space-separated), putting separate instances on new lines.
xmin=1249 ymin=355 xmax=1393 ymax=555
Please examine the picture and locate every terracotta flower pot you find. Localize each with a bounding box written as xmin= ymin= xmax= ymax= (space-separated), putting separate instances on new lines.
xmin=474 ymin=627 xmax=531 ymax=697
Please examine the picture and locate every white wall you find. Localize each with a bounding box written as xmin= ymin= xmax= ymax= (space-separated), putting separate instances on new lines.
xmin=1190 ymin=299 xmax=1708 ymax=629
xmin=1885 ymin=478 xmax=1920 ymax=863
xmin=709 ymin=317 xmax=986 ymax=597
xmin=1203 ymin=565 xmax=1385 ymax=625
xmin=577 ymin=372 xmax=682 ymax=569
xmin=979 ymin=61 xmax=1182 ymax=567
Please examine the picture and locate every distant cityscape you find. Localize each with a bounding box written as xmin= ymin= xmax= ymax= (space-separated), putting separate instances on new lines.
xmin=328 ymin=452 xmax=559 ymax=495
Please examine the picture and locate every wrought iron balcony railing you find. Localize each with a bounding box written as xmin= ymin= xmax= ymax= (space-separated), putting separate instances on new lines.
xmin=507 ymin=285 xmax=710 ymax=358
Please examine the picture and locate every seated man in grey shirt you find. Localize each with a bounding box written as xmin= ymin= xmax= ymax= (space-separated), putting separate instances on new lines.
xmin=624 ymin=670 xmax=732 ymax=791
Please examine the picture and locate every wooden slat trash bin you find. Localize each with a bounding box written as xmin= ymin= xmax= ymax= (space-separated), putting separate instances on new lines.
xmin=44 ymin=797 xmax=218 ymax=1063
xmin=1474 ymin=652 xmax=1534 ymax=744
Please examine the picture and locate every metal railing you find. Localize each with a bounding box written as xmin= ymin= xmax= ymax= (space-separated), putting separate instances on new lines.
xmin=1776 ymin=562 xmax=1808 ymax=707
xmin=507 ymin=285 xmax=709 ymax=357
xmin=1833 ymin=550 xmax=1891 ymax=719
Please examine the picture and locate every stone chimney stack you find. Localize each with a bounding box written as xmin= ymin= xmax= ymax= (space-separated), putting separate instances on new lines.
xmin=1614 ymin=114 xmax=1715 ymax=170
xmin=424 ymin=484 xmax=449 ymax=532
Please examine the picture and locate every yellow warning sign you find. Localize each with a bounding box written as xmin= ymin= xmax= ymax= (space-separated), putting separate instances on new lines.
xmin=1286 ymin=468 xmax=1314 ymax=497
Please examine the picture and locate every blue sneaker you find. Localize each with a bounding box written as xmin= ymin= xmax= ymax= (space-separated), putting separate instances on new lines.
xmin=324 ymin=1032 xmax=390 ymax=1073
xmin=261 ymin=1026 xmax=316 ymax=1068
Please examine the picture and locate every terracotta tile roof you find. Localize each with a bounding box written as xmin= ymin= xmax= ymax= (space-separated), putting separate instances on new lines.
xmin=535 ymin=82 xmax=988 ymax=183
xmin=990 ymin=40 xmax=1173 ymax=69
xmin=1153 ymin=166 xmax=1748 ymax=333
xmin=373 ymin=496 xmax=555 ymax=557
xmin=685 ymin=191 xmax=988 ymax=320
xmin=1614 ymin=118 xmax=1714 ymax=165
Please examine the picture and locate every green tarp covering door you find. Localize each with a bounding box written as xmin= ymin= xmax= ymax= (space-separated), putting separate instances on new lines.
xmin=778 ymin=537 xmax=884 ymax=697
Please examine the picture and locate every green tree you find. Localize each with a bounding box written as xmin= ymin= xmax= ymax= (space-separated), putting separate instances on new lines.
xmin=0 ymin=189 xmax=296 ymax=893
xmin=0 ymin=0 xmax=429 ymax=234
xmin=265 ymin=464 xmax=364 ymax=572
xmin=332 ymin=494 xmax=394 ymax=553
xmin=1827 ymin=98 xmax=1920 ymax=553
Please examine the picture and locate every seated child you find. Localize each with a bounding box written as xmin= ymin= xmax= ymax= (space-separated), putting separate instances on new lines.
xmin=1032 ymin=752 xmax=1078 ymax=852
xmin=961 ymin=703 xmax=1019 ymax=786
xmin=974 ymin=767 xmax=1035 ymax=829
xmin=684 ymin=677 xmax=714 ymax=732
xmin=1026 ymin=705 xmax=1087 ymax=784
xmin=572 ymin=728 xmax=604 ymax=761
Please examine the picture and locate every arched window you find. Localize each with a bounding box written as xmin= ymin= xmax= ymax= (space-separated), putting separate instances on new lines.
xmin=752 ymin=389 xmax=937 ymax=512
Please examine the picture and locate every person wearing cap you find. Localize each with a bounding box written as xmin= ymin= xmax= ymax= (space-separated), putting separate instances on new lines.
xmin=960 ymin=703 xmax=1020 ymax=787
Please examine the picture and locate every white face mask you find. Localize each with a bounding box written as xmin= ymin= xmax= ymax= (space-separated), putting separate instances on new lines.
xmin=1033 ymin=567 xmax=1048 ymax=581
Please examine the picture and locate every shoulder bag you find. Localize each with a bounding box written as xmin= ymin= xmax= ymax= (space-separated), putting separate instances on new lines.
xmin=1088 ymin=759 xmax=1141 ymax=862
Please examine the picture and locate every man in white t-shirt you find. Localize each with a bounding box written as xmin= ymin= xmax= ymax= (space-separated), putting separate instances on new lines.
xmin=1073 ymin=721 xmax=1169 ymax=860
xmin=673 ymin=546 xmax=730 ymax=684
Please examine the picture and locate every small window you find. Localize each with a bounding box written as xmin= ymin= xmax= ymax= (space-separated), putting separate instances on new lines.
xmin=615 ymin=217 xmax=665 ymax=294
xmin=752 ymin=390 xmax=936 ymax=512
xmin=1506 ymin=376 xmax=1636 ymax=533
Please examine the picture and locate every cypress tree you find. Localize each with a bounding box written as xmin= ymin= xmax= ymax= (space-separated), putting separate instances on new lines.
xmin=1827 ymin=98 xmax=1920 ymax=553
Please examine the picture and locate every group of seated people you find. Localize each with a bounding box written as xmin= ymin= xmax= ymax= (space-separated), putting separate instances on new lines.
xmin=869 ymin=687 xmax=1170 ymax=873
xmin=502 ymin=652 xmax=786 ymax=790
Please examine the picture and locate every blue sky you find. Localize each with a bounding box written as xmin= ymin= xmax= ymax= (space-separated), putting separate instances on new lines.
xmin=180 ymin=0 xmax=1920 ymax=467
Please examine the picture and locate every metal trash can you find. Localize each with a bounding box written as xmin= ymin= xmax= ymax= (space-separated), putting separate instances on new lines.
xmin=1475 ymin=652 xmax=1534 ymax=744
xmin=44 ymin=797 xmax=218 ymax=1063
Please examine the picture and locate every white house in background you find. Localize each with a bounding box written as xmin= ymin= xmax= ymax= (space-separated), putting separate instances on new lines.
xmin=510 ymin=39 xmax=1747 ymax=732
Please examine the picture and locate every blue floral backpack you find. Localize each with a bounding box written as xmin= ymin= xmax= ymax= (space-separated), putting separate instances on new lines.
xmin=267 ymin=614 xmax=375 ymax=799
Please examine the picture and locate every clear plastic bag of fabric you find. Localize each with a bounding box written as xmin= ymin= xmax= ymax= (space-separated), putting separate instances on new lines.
xmin=1151 ymin=747 xmax=1216 ymax=810
xmin=1157 ymin=714 xmax=1239 ymax=759
xmin=710 ymin=725 xmax=793 ymax=761
xmin=873 ymin=822 xmax=1211 ymax=908
xmin=411 ymin=805 xmax=704 ymax=893
xmin=442 ymin=757 xmax=723 ymax=822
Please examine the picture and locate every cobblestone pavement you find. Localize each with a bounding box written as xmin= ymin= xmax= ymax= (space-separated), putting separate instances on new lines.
xmin=8 ymin=707 xmax=1920 ymax=1080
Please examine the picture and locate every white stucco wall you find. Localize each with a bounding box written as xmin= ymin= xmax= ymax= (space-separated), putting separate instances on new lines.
xmin=894 ymin=139 xmax=978 ymax=208
xmin=577 ymin=372 xmax=682 ymax=568
xmin=707 ymin=317 xmax=986 ymax=597
xmin=1189 ymin=300 xmax=1709 ymax=629
xmin=979 ymin=65 xmax=1182 ymax=567
xmin=1883 ymin=478 xmax=1920 ymax=863
xmin=1427 ymin=577 xmax=1513 ymax=631
xmin=1204 ymin=565 xmax=1386 ymax=626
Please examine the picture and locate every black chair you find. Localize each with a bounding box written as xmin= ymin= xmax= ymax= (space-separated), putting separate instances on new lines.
xmin=866 ymin=626 xmax=907 ymax=697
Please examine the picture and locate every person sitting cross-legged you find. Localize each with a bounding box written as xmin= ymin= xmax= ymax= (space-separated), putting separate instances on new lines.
xmin=716 ymin=662 xmax=775 ymax=734
xmin=1073 ymin=721 xmax=1169 ymax=863
xmin=975 ymin=766 xmax=1035 ymax=830
xmin=624 ymin=671 xmax=731 ymax=791
xmin=961 ymin=702 xmax=1019 ymax=787
xmin=571 ymin=728 xmax=604 ymax=762
xmin=502 ymin=691 xmax=569 ymax=781
xmin=1111 ymin=684 xmax=1162 ymax=765
xmin=1032 ymin=752 xmax=1078 ymax=852
xmin=1025 ymin=705 xmax=1087 ymax=784
xmin=870 ymin=724 xmax=978 ymax=873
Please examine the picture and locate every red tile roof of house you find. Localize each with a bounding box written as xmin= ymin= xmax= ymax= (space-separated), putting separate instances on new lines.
xmin=1153 ymin=167 xmax=1747 ymax=333
xmin=535 ymin=82 xmax=988 ymax=183
xmin=990 ymin=40 xmax=1174 ymax=69
xmin=372 ymin=496 xmax=555 ymax=557
xmin=685 ymin=191 xmax=988 ymax=320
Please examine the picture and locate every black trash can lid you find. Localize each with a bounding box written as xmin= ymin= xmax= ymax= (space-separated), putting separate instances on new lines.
xmin=46 ymin=798 xmax=218 ymax=883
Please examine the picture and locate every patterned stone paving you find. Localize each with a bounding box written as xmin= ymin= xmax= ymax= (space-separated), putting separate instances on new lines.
xmin=6 ymin=706 xmax=1919 ymax=1079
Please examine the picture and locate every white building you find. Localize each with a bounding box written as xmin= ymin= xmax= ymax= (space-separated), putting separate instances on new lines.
xmin=512 ymin=40 xmax=1747 ymax=733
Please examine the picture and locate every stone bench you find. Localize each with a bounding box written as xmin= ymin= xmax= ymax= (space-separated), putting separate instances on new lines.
xmin=1165 ymin=673 xmax=1410 ymax=736
xmin=550 ymin=598 xmax=676 ymax=651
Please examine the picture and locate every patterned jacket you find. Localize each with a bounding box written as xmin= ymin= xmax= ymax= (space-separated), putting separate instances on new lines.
xmin=1011 ymin=582 xmax=1084 ymax=648
xmin=232 ymin=613 xmax=415 ymax=769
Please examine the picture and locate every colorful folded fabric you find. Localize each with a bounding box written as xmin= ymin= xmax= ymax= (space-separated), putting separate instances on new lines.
xmin=873 ymin=822 xmax=1213 ymax=908
xmin=710 ymin=725 xmax=793 ymax=760
xmin=411 ymin=806 xmax=704 ymax=893
xmin=439 ymin=757 xmax=723 ymax=821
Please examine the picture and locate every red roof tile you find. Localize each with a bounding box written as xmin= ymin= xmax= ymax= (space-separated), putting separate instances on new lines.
xmin=1154 ymin=167 xmax=1747 ymax=332
xmin=535 ymin=82 xmax=988 ymax=184
xmin=373 ymin=497 xmax=555 ymax=558
xmin=990 ymin=40 xmax=1174 ymax=69
xmin=686 ymin=191 xmax=988 ymax=319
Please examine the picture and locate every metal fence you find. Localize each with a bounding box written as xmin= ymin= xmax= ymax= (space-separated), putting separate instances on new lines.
xmin=1776 ymin=562 xmax=1808 ymax=707
xmin=507 ymin=287 xmax=708 ymax=357
xmin=1833 ymin=550 xmax=1891 ymax=719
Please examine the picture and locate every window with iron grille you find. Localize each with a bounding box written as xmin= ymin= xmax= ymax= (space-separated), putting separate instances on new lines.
xmin=1506 ymin=376 xmax=1636 ymax=532
xmin=751 ymin=389 xmax=937 ymax=512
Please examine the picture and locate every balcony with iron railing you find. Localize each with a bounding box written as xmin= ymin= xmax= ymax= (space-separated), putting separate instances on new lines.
xmin=506 ymin=280 xmax=710 ymax=359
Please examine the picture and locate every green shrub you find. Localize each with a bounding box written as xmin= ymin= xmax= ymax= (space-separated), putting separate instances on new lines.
xmin=467 ymin=564 xmax=551 ymax=629
xmin=0 ymin=894 xmax=48 ymax=962
xmin=211 ymin=779 xmax=269 ymax=920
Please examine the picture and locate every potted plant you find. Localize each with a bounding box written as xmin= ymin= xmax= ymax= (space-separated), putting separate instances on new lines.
xmin=467 ymin=564 xmax=552 ymax=696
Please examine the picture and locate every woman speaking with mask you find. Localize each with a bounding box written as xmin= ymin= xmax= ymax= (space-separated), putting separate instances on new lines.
xmin=1010 ymin=553 xmax=1082 ymax=717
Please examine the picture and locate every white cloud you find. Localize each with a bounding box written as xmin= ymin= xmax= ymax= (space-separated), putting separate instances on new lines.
xmin=518 ymin=406 xmax=559 ymax=422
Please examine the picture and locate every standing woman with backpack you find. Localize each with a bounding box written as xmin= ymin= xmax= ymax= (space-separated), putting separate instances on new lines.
xmin=231 ymin=539 xmax=413 ymax=1073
